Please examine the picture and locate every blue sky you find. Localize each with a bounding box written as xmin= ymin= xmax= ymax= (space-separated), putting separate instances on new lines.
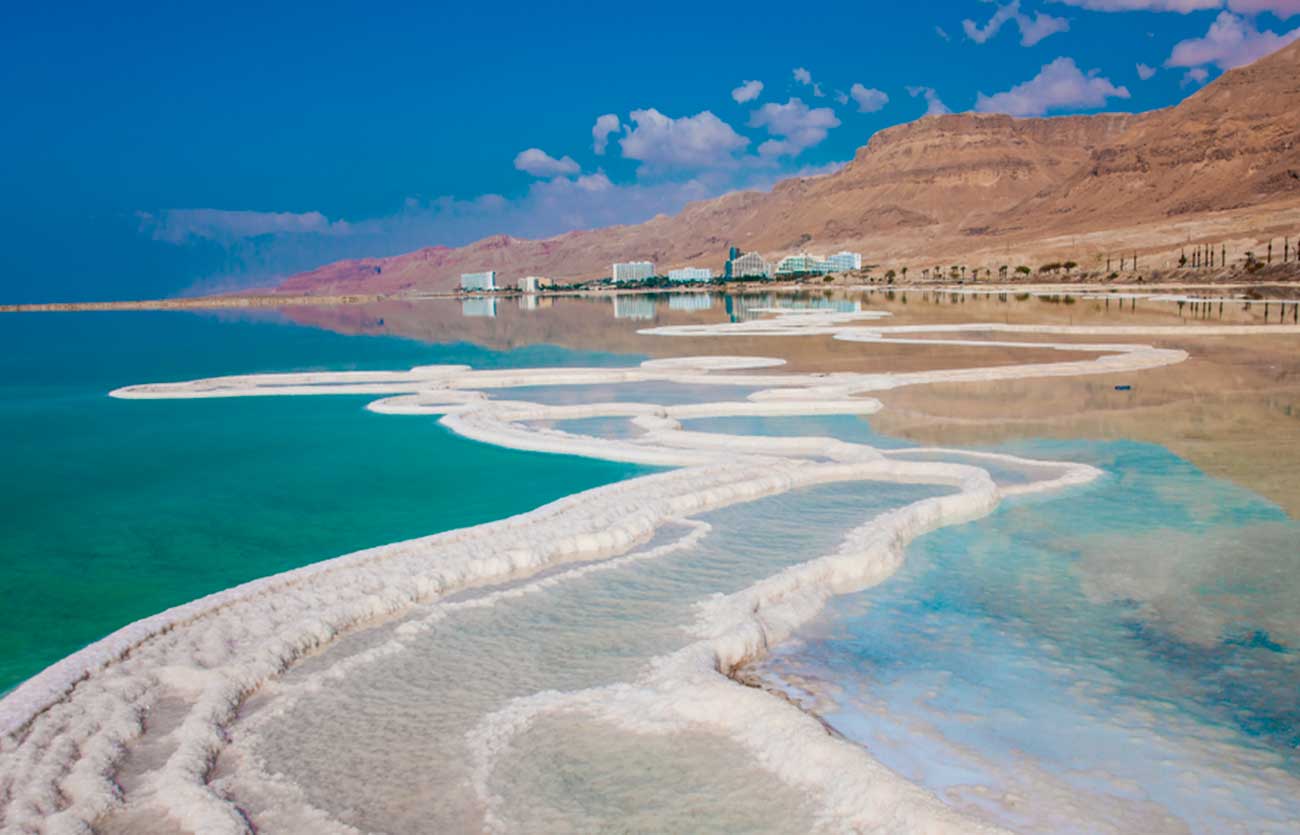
xmin=2 ymin=0 xmax=1298 ymax=301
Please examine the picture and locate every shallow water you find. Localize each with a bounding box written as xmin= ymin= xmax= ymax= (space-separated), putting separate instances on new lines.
xmin=228 ymin=480 xmax=944 ymax=832
xmin=756 ymin=438 xmax=1300 ymax=833
xmin=0 ymin=311 xmax=645 ymax=691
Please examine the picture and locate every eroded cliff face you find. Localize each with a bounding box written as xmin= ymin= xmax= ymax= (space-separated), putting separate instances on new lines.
xmin=1007 ymin=41 xmax=1300 ymax=231
xmin=277 ymin=42 xmax=1300 ymax=296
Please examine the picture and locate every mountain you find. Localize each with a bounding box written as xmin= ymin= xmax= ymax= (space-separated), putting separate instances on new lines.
xmin=277 ymin=42 xmax=1300 ymax=296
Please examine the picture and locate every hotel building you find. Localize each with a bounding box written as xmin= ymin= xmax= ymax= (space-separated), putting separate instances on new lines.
xmin=825 ymin=251 xmax=863 ymax=272
xmin=728 ymin=251 xmax=770 ymax=279
xmin=460 ymin=271 xmax=497 ymax=292
xmin=517 ymin=276 xmax=551 ymax=293
xmin=612 ymin=261 xmax=655 ymax=283
xmin=667 ymin=267 xmax=713 ymax=283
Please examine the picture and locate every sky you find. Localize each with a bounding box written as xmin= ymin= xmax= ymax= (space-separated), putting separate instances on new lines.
xmin=2 ymin=0 xmax=1298 ymax=302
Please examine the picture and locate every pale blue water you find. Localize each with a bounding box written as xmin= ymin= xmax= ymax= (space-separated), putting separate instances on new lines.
xmin=0 ymin=308 xmax=647 ymax=692
xmin=761 ymin=438 xmax=1300 ymax=832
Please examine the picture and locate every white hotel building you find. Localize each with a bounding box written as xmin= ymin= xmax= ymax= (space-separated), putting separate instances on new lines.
xmin=825 ymin=251 xmax=863 ymax=272
xmin=460 ymin=271 xmax=497 ymax=292
xmin=667 ymin=267 xmax=713 ymax=283
xmin=517 ymin=276 xmax=551 ymax=293
xmin=612 ymin=261 xmax=655 ymax=283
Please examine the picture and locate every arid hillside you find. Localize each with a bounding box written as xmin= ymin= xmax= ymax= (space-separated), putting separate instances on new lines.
xmin=278 ymin=42 xmax=1300 ymax=296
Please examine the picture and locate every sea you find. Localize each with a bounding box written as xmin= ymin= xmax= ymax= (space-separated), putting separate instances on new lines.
xmin=2 ymin=291 xmax=1298 ymax=834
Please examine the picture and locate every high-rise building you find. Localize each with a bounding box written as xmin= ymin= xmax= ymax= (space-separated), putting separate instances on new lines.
xmin=517 ymin=276 xmax=551 ymax=293
xmin=728 ymin=251 xmax=770 ymax=279
xmin=667 ymin=267 xmax=713 ymax=283
xmin=774 ymin=254 xmax=828 ymax=276
xmin=460 ymin=271 xmax=497 ymax=291
xmin=612 ymin=261 xmax=655 ymax=282
xmin=824 ymin=251 xmax=863 ymax=272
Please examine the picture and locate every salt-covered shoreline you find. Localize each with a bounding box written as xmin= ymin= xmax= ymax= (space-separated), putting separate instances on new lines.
xmin=5 ymin=310 xmax=1300 ymax=833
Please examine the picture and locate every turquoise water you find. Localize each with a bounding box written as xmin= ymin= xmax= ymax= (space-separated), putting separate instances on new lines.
xmin=761 ymin=439 xmax=1300 ymax=832
xmin=0 ymin=309 xmax=647 ymax=691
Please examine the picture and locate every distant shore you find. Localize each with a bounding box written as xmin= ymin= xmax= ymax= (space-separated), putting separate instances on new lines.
xmin=6 ymin=268 xmax=1300 ymax=313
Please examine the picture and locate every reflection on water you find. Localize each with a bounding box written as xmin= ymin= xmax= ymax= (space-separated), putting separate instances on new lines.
xmin=461 ymin=297 xmax=498 ymax=318
xmin=275 ymin=287 xmax=1300 ymax=514
xmin=756 ymin=438 xmax=1300 ymax=833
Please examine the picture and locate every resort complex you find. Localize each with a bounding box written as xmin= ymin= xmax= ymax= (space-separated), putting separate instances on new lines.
xmin=450 ymin=245 xmax=864 ymax=293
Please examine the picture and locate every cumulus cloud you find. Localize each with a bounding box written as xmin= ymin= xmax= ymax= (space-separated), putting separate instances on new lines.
xmin=1055 ymin=0 xmax=1299 ymax=14
xmin=963 ymin=1 xmax=1071 ymax=46
xmin=748 ymin=97 xmax=841 ymax=158
xmin=907 ymin=85 xmax=952 ymax=116
xmin=1053 ymin=0 xmax=1220 ymax=11
xmin=1228 ymin=0 xmax=1300 ymax=16
xmin=619 ymin=108 xmax=749 ymax=170
xmin=848 ymin=83 xmax=890 ymax=112
xmin=936 ymin=25 xmax=953 ymax=40
xmin=1137 ymin=62 xmax=1158 ymax=78
xmin=732 ymin=79 xmax=764 ymax=103
xmin=513 ymin=148 xmax=580 ymax=178
xmin=592 ymin=114 xmax=621 ymax=155
xmin=137 ymin=208 xmax=349 ymax=245
xmin=975 ymin=57 xmax=1131 ymax=116
xmin=792 ymin=67 xmax=825 ymax=97
xmin=1167 ymin=11 xmax=1300 ymax=70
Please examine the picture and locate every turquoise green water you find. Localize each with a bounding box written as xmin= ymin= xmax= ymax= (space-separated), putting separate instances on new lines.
xmin=0 ymin=309 xmax=647 ymax=691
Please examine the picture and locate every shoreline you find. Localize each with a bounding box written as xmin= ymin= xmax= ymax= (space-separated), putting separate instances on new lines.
xmin=7 ymin=271 xmax=1300 ymax=313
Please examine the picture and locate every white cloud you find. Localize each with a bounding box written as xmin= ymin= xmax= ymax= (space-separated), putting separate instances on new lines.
xmin=792 ymin=67 xmax=825 ymax=97
xmin=748 ymin=98 xmax=841 ymax=158
xmin=619 ymin=108 xmax=749 ymax=171
xmin=513 ymin=148 xmax=580 ymax=178
xmin=936 ymin=25 xmax=953 ymax=40
xmin=1167 ymin=11 xmax=1300 ymax=70
xmin=1228 ymin=0 xmax=1300 ymax=17
xmin=975 ymin=56 xmax=1131 ymax=116
xmin=1137 ymin=62 xmax=1158 ymax=78
xmin=963 ymin=1 xmax=1070 ymax=46
xmin=1052 ymin=0 xmax=1221 ymax=11
xmin=592 ymin=114 xmax=621 ymax=155
xmin=1055 ymin=0 xmax=1299 ymax=14
xmin=732 ymin=79 xmax=764 ymax=103
xmin=907 ymin=85 xmax=952 ymax=116
xmin=137 ymin=208 xmax=349 ymax=245
xmin=849 ymin=83 xmax=890 ymax=113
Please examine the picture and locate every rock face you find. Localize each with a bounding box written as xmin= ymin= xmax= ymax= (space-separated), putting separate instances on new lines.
xmin=278 ymin=42 xmax=1300 ymax=296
